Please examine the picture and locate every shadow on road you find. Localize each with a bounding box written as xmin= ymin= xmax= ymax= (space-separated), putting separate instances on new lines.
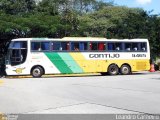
xmin=4 ymin=71 xmax=160 ymax=79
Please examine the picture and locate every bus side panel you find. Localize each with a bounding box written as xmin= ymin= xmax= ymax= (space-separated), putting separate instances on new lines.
xmin=131 ymin=59 xmax=150 ymax=71
xmin=105 ymin=59 xmax=150 ymax=72
xmin=45 ymin=52 xmax=85 ymax=74
xmin=70 ymin=53 xmax=150 ymax=73
xmin=30 ymin=53 xmax=61 ymax=74
xmin=58 ymin=53 xmax=83 ymax=73
xmin=70 ymin=53 xmax=98 ymax=72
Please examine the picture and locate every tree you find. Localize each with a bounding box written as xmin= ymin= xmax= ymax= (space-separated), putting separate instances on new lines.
xmin=0 ymin=0 xmax=36 ymax=15
xmin=78 ymin=6 xmax=133 ymax=37
xmin=36 ymin=0 xmax=59 ymax=15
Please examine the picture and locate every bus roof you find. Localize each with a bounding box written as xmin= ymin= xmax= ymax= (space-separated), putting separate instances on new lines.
xmin=11 ymin=37 xmax=148 ymax=42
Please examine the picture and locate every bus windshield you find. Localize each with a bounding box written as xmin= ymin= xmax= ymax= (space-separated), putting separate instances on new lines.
xmin=6 ymin=41 xmax=27 ymax=66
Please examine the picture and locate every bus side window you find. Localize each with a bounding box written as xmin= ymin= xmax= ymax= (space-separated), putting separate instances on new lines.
xmin=79 ymin=42 xmax=88 ymax=51
xmin=115 ymin=43 xmax=122 ymax=51
xmin=61 ymin=42 xmax=70 ymax=51
xmin=71 ymin=42 xmax=79 ymax=51
xmin=107 ymin=43 xmax=115 ymax=51
xmin=98 ymin=42 xmax=105 ymax=51
xmin=41 ymin=42 xmax=50 ymax=51
xmin=51 ymin=42 xmax=61 ymax=51
xmin=125 ymin=43 xmax=131 ymax=51
xmin=89 ymin=42 xmax=92 ymax=50
xmin=90 ymin=42 xmax=98 ymax=51
xmin=140 ymin=42 xmax=147 ymax=51
xmin=132 ymin=43 xmax=139 ymax=51
xmin=31 ymin=42 xmax=41 ymax=51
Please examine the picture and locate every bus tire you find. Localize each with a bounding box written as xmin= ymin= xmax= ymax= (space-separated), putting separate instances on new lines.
xmin=108 ymin=64 xmax=119 ymax=75
xmin=31 ymin=66 xmax=43 ymax=78
xmin=120 ymin=64 xmax=131 ymax=75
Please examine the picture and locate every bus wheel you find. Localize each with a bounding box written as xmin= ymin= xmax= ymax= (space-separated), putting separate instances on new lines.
xmin=108 ymin=64 xmax=119 ymax=75
xmin=120 ymin=65 xmax=131 ymax=75
xmin=31 ymin=66 xmax=43 ymax=78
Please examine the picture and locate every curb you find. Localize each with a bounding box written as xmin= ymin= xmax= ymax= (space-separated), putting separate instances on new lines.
xmin=5 ymin=73 xmax=100 ymax=79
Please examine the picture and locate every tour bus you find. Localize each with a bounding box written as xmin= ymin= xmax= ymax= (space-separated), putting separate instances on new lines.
xmin=5 ymin=37 xmax=150 ymax=77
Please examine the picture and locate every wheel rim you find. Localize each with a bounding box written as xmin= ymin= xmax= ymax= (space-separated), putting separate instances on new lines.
xmin=109 ymin=65 xmax=118 ymax=75
xmin=111 ymin=67 xmax=116 ymax=74
xmin=33 ymin=68 xmax=41 ymax=77
xmin=121 ymin=66 xmax=130 ymax=74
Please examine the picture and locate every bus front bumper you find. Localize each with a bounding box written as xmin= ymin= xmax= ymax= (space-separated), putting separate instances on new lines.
xmin=5 ymin=65 xmax=27 ymax=75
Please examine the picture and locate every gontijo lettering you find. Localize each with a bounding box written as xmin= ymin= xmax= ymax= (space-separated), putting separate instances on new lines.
xmin=89 ymin=54 xmax=120 ymax=58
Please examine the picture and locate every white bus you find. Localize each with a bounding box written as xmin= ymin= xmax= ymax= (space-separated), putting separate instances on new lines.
xmin=5 ymin=37 xmax=150 ymax=77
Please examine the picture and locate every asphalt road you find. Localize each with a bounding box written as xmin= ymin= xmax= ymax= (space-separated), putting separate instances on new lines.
xmin=0 ymin=72 xmax=160 ymax=114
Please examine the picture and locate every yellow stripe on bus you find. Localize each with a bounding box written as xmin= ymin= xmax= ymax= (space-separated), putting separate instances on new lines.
xmin=69 ymin=53 xmax=150 ymax=73
xmin=69 ymin=53 xmax=89 ymax=72
xmin=69 ymin=53 xmax=109 ymax=73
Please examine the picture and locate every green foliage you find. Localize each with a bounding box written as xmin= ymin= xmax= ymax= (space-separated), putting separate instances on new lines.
xmin=78 ymin=6 xmax=137 ymax=37
xmin=36 ymin=0 xmax=59 ymax=15
xmin=0 ymin=0 xmax=36 ymax=15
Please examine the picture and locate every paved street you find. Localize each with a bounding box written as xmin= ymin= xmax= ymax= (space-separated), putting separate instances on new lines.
xmin=0 ymin=72 xmax=160 ymax=114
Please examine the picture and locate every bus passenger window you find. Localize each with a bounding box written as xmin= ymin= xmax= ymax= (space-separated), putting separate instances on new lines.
xmin=140 ymin=42 xmax=147 ymax=51
xmin=89 ymin=42 xmax=92 ymax=50
xmin=61 ymin=42 xmax=69 ymax=51
xmin=90 ymin=42 xmax=98 ymax=51
xmin=31 ymin=42 xmax=41 ymax=51
xmin=71 ymin=42 xmax=79 ymax=51
xmin=107 ymin=43 xmax=115 ymax=51
xmin=41 ymin=42 xmax=50 ymax=51
xmin=51 ymin=42 xmax=61 ymax=51
xmin=79 ymin=42 xmax=88 ymax=51
xmin=115 ymin=43 xmax=122 ymax=51
xmin=132 ymin=43 xmax=139 ymax=51
xmin=98 ymin=42 xmax=105 ymax=51
xmin=125 ymin=43 xmax=131 ymax=51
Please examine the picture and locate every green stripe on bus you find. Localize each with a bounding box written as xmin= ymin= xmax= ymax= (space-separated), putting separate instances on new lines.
xmin=58 ymin=53 xmax=83 ymax=73
xmin=45 ymin=53 xmax=73 ymax=73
